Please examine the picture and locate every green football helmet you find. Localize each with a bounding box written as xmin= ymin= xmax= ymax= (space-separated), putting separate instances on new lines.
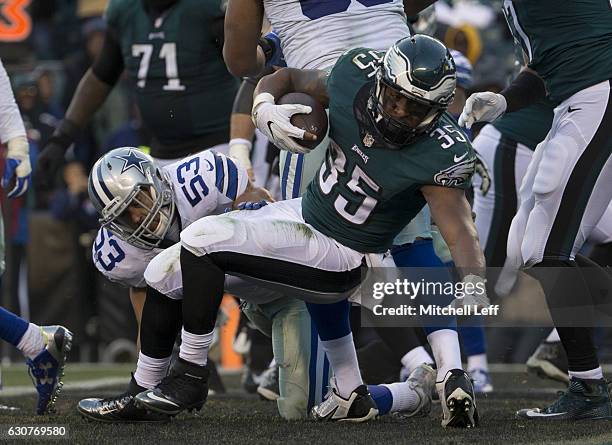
xmin=368 ymin=35 xmax=457 ymax=146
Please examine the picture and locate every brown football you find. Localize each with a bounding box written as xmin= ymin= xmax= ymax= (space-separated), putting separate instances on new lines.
xmin=277 ymin=92 xmax=328 ymax=150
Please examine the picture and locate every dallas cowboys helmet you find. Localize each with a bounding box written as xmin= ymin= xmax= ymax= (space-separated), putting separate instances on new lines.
xmin=88 ymin=147 xmax=175 ymax=250
xmin=368 ymin=34 xmax=456 ymax=146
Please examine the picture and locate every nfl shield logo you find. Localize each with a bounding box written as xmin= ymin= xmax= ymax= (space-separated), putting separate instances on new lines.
xmin=363 ymin=133 xmax=374 ymax=148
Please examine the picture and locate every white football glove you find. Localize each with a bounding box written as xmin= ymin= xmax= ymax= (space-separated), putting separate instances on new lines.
xmin=3 ymin=135 xmax=31 ymax=198
xmin=252 ymin=93 xmax=313 ymax=154
xmin=451 ymin=274 xmax=490 ymax=310
xmin=458 ymin=92 xmax=507 ymax=129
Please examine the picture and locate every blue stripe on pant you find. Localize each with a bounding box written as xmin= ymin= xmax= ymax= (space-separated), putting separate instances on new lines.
xmin=308 ymin=315 xmax=331 ymax=411
xmin=281 ymin=152 xmax=305 ymax=200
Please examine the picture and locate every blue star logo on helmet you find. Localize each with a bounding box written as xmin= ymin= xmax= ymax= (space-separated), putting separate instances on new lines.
xmin=112 ymin=149 xmax=149 ymax=175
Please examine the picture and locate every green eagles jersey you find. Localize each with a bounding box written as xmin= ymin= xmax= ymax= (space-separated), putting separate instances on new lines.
xmin=502 ymin=0 xmax=612 ymax=103
xmin=104 ymin=0 xmax=238 ymax=152
xmin=492 ymin=100 xmax=554 ymax=150
xmin=302 ymin=48 xmax=475 ymax=254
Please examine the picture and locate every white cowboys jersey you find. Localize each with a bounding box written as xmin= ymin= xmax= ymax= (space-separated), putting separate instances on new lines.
xmin=264 ymin=0 xmax=410 ymax=69
xmin=92 ymin=150 xmax=248 ymax=287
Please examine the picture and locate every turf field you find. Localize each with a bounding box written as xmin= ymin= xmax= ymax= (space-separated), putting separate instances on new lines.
xmin=1 ymin=365 xmax=612 ymax=445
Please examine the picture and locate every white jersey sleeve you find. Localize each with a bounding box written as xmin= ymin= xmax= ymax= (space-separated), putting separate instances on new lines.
xmin=264 ymin=0 xmax=410 ymax=69
xmin=0 ymin=59 xmax=26 ymax=143
xmin=92 ymin=228 xmax=160 ymax=288
xmin=165 ymin=150 xmax=249 ymax=227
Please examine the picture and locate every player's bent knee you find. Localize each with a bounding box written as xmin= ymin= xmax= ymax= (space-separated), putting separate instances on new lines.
xmin=532 ymin=137 xmax=573 ymax=196
xmin=144 ymin=243 xmax=184 ymax=299
xmin=520 ymin=206 xmax=551 ymax=266
xmin=180 ymin=214 xmax=239 ymax=255
xmin=277 ymin=381 xmax=309 ymax=420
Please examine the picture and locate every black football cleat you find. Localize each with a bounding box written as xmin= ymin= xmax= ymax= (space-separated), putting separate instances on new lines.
xmin=311 ymin=379 xmax=378 ymax=422
xmin=78 ymin=374 xmax=169 ymax=423
xmin=517 ymin=377 xmax=612 ymax=421
xmin=207 ymin=359 xmax=226 ymax=395
xmin=436 ymin=369 xmax=480 ymax=428
xmin=135 ymin=358 xmax=209 ymax=416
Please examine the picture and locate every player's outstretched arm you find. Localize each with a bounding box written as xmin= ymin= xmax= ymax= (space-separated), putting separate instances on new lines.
xmin=422 ymin=186 xmax=485 ymax=276
xmin=37 ymin=29 xmax=123 ymax=187
xmin=459 ymin=67 xmax=546 ymax=129
xmin=423 ymin=185 xmax=489 ymax=307
xmin=0 ymin=59 xmax=31 ymax=198
xmin=223 ymin=0 xmax=266 ymax=77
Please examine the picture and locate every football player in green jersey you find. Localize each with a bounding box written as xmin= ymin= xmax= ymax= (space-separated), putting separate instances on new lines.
xmin=136 ymin=35 xmax=486 ymax=428
xmin=460 ymin=0 xmax=612 ymax=421
xmin=37 ymin=0 xmax=238 ymax=182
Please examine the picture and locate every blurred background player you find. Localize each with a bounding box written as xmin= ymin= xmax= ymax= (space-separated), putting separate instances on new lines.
xmin=36 ymin=0 xmax=238 ymax=184
xmin=0 ymin=57 xmax=72 ymax=415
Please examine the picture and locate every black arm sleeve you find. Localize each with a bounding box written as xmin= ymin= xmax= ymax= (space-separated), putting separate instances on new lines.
xmin=500 ymin=69 xmax=547 ymax=113
xmin=232 ymin=67 xmax=275 ymax=115
xmin=91 ymin=29 xmax=125 ymax=86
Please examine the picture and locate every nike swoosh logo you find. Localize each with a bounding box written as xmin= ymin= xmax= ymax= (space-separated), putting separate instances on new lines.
xmin=205 ymin=159 xmax=213 ymax=171
xmin=525 ymin=410 xmax=566 ymax=417
xmin=146 ymin=392 xmax=180 ymax=407
xmin=567 ymin=106 xmax=581 ymax=113
xmin=454 ymin=152 xmax=469 ymax=162
xmin=266 ymin=121 xmax=276 ymax=139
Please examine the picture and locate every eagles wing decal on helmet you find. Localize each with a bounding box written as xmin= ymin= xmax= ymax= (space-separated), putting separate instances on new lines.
xmin=434 ymin=158 xmax=475 ymax=187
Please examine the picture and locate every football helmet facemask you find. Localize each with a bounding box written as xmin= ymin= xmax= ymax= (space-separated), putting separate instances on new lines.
xmin=88 ymin=147 xmax=175 ymax=250
xmin=368 ymin=35 xmax=457 ymax=147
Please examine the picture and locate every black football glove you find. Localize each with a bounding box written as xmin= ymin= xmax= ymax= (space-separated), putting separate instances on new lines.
xmin=36 ymin=120 xmax=78 ymax=189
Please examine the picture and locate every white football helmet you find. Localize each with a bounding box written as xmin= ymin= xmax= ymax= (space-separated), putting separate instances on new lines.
xmin=88 ymin=147 xmax=175 ymax=249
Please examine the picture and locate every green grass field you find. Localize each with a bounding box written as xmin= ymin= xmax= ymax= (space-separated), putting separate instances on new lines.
xmin=1 ymin=366 xmax=612 ymax=445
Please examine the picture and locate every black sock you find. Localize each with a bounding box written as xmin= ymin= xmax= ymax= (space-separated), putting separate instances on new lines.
xmin=531 ymin=259 xmax=599 ymax=372
xmin=180 ymin=247 xmax=225 ymax=335
xmin=140 ymin=286 xmax=182 ymax=359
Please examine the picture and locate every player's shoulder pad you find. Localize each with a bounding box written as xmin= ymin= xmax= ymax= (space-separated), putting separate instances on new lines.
xmin=329 ymin=47 xmax=381 ymax=90
xmin=425 ymin=114 xmax=475 ymax=189
xmin=92 ymin=228 xmax=149 ymax=287
xmin=104 ymin=0 xmax=137 ymax=28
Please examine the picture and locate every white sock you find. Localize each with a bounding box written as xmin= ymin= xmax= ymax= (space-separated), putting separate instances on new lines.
xmin=134 ymin=352 xmax=171 ymax=389
xmin=467 ymin=353 xmax=488 ymax=372
xmin=568 ymin=367 xmax=603 ymax=381
xmin=179 ymin=328 xmax=213 ymax=366
xmin=546 ymin=329 xmax=561 ymax=343
xmin=381 ymin=382 xmax=420 ymax=413
xmin=427 ymin=329 xmax=462 ymax=382
xmin=17 ymin=323 xmax=46 ymax=360
xmin=320 ymin=333 xmax=363 ymax=398
xmin=401 ymin=346 xmax=434 ymax=374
